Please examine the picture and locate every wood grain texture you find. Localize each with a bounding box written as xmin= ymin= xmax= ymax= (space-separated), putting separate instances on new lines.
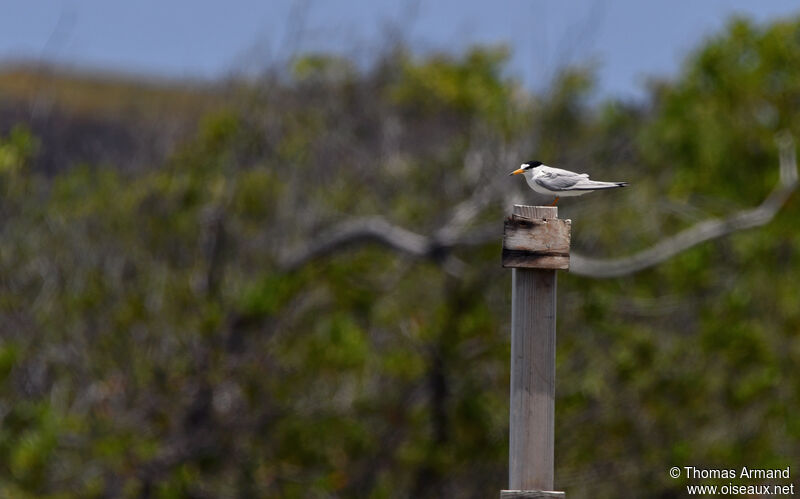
xmin=509 ymin=205 xmax=557 ymax=492
xmin=502 ymin=251 xmax=570 ymax=270
xmin=500 ymin=491 xmax=566 ymax=498
xmin=503 ymin=218 xmax=571 ymax=253
xmin=502 ymin=206 xmax=571 ymax=269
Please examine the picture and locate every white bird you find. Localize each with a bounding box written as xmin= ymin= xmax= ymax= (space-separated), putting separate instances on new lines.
xmin=508 ymin=160 xmax=627 ymax=205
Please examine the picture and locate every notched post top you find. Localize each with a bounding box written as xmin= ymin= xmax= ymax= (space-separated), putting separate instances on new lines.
xmin=502 ymin=206 xmax=571 ymax=270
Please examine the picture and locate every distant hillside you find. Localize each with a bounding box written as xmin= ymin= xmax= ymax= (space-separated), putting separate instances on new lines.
xmin=0 ymin=64 xmax=229 ymax=173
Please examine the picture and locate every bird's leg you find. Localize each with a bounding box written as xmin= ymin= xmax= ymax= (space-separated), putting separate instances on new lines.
xmin=549 ymin=196 xmax=560 ymax=206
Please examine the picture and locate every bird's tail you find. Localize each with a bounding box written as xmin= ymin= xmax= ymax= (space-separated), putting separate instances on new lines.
xmin=576 ymin=180 xmax=628 ymax=190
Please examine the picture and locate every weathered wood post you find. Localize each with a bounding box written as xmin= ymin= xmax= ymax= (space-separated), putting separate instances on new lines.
xmin=500 ymin=205 xmax=570 ymax=498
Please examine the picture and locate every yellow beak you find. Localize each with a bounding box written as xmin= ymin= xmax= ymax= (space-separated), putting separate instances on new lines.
xmin=508 ymin=168 xmax=525 ymax=176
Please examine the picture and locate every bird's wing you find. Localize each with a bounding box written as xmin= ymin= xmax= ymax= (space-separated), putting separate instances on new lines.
xmin=534 ymin=170 xmax=589 ymax=191
xmin=542 ymin=166 xmax=589 ymax=177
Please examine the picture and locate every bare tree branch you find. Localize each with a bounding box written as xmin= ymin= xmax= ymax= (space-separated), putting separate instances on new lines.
xmin=279 ymin=135 xmax=797 ymax=278
xmin=281 ymin=217 xmax=428 ymax=271
xmin=571 ymin=133 xmax=797 ymax=277
xmin=279 ymin=217 xmax=494 ymax=276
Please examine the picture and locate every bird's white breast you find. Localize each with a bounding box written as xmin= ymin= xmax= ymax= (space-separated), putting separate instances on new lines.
xmin=524 ymin=167 xmax=552 ymax=194
xmin=524 ymin=171 xmax=550 ymax=194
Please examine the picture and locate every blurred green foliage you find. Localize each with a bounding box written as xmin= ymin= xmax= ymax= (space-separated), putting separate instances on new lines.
xmin=0 ymin=15 xmax=798 ymax=499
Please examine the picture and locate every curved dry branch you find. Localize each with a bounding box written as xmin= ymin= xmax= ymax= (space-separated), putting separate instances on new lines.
xmin=280 ymin=135 xmax=797 ymax=278
xmin=571 ymin=134 xmax=797 ymax=277
xmin=279 ymin=217 xmax=496 ymax=276
xmin=281 ymin=217 xmax=430 ymax=272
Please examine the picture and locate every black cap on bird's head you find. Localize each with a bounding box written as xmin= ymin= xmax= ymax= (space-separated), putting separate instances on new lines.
xmin=508 ymin=160 xmax=543 ymax=176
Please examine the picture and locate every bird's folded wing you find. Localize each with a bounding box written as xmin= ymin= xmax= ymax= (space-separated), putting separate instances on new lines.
xmin=534 ymin=171 xmax=588 ymax=191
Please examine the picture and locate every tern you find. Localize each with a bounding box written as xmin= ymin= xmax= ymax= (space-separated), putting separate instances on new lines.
xmin=509 ymin=160 xmax=627 ymax=205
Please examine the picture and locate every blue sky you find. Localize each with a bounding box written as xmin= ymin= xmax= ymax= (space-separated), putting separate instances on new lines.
xmin=1 ymin=1 xmax=799 ymax=100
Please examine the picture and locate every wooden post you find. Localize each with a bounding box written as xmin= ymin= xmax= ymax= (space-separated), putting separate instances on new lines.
xmin=501 ymin=205 xmax=569 ymax=498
